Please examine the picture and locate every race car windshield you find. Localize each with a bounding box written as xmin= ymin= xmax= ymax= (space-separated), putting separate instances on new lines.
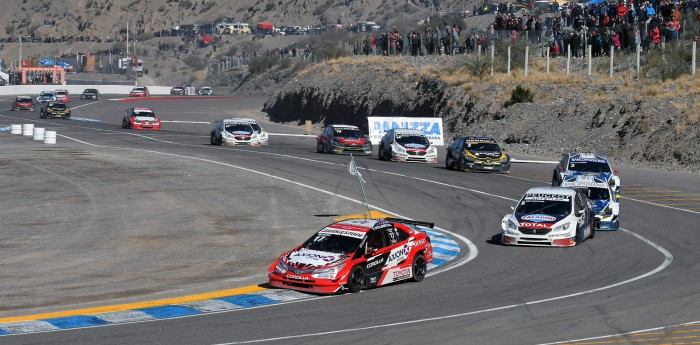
xmin=301 ymin=234 xmax=361 ymax=254
xmin=396 ymin=135 xmax=429 ymax=146
xmin=49 ymin=103 xmax=66 ymax=109
xmin=568 ymin=161 xmax=611 ymax=173
xmin=465 ymin=142 xmax=501 ymax=152
xmin=134 ymin=111 xmax=155 ymax=117
xmin=516 ymin=200 xmax=571 ymax=216
xmin=334 ymin=129 xmax=364 ymax=138
xmin=17 ymin=97 xmax=31 ymax=101
xmin=84 ymin=89 xmax=97 ymax=93
xmin=588 ymin=187 xmax=610 ymax=200
xmin=225 ymin=124 xmax=253 ymax=133
xmin=249 ymin=123 xmax=262 ymax=133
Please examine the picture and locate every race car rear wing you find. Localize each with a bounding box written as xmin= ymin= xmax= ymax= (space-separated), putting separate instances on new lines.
xmin=384 ymin=217 xmax=434 ymax=229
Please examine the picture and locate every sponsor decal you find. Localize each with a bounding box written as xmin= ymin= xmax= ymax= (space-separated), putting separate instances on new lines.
xmin=290 ymin=251 xmax=338 ymax=262
xmin=319 ymin=227 xmax=366 ymax=239
xmin=562 ymin=181 xmax=607 ymax=188
xmin=392 ymin=267 xmax=412 ymax=281
xmin=402 ymin=143 xmax=427 ymax=149
xmin=414 ymin=239 xmax=427 ymax=246
xmin=524 ymin=193 xmax=571 ymax=202
xmin=286 ymin=274 xmax=307 ymax=280
xmin=387 ymin=245 xmax=410 ymax=262
xmin=368 ymin=116 xmax=444 ymax=146
xmin=518 ymin=222 xmax=553 ymax=228
xmin=337 ymin=137 xmax=364 ymax=144
xmin=521 ymin=214 xmax=557 ymax=222
xmin=366 ymin=259 xmax=382 ymax=269
xmin=570 ymin=157 xmax=607 ymax=164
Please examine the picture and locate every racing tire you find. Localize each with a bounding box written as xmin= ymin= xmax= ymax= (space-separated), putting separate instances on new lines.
xmin=316 ymin=141 xmax=323 ymax=153
xmin=325 ymin=141 xmax=332 ymax=154
xmin=575 ymin=224 xmax=586 ymax=245
xmin=378 ymin=147 xmax=386 ymax=160
xmin=410 ymin=254 xmax=427 ymax=282
xmin=589 ymin=223 xmax=596 ymax=239
xmin=122 ymin=120 xmax=128 ymax=129
xmin=445 ymin=154 xmax=453 ymax=170
xmin=40 ymin=112 xmax=46 ymax=119
xmin=552 ymin=175 xmax=559 ymax=186
xmin=455 ymin=158 xmax=464 ymax=172
xmin=346 ymin=265 xmax=365 ymax=293
xmin=211 ymin=133 xmax=217 ymax=145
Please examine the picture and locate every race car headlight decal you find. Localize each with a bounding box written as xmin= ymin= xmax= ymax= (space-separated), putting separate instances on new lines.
xmin=552 ymin=222 xmax=572 ymax=234
xmin=427 ymin=146 xmax=437 ymax=156
xmin=392 ymin=143 xmax=406 ymax=154
xmin=311 ymin=263 xmax=346 ymax=279
xmin=503 ymin=219 xmax=518 ymax=235
xmin=602 ymin=206 xmax=613 ymax=216
xmin=274 ymin=258 xmax=288 ymax=274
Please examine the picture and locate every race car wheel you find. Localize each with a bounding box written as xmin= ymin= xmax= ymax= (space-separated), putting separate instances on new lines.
xmin=122 ymin=120 xmax=128 ymax=129
xmin=325 ymin=141 xmax=332 ymax=154
xmin=346 ymin=265 xmax=365 ymax=293
xmin=378 ymin=147 xmax=385 ymax=160
xmin=316 ymin=141 xmax=323 ymax=153
xmin=551 ymin=175 xmax=559 ymax=186
xmin=455 ymin=158 xmax=464 ymax=172
xmin=445 ymin=154 xmax=453 ymax=170
xmin=575 ymin=224 xmax=586 ymax=245
xmin=211 ymin=134 xmax=217 ymax=145
xmin=410 ymin=254 xmax=427 ymax=282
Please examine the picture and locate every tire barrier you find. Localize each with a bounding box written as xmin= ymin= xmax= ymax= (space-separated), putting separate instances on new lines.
xmin=22 ymin=123 xmax=34 ymax=136
xmin=33 ymin=127 xmax=45 ymax=141
xmin=10 ymin=124 xmax=22 ymax=134
xmin=43 ymin=131 xmax=57 ymax=144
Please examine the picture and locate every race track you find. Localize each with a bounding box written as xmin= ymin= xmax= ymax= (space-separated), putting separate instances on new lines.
xmin=0 ymin=95 xmax=698 ymax=345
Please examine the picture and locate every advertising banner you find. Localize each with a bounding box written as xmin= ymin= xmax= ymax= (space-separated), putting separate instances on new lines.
xmin=367 ymin=117 xmax=444 ymax=146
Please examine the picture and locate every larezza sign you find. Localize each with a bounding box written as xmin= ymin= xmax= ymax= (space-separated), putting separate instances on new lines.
xmin=518 ymin=222 xmax=553 ymax=228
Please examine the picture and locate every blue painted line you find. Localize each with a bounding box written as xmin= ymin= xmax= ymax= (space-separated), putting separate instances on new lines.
xmin=431 ymin=238 xmax=460 ymax=247
xmin=0 ymin=126 xmax=11 ymax=131
xmin=218 ymin=294 xmax=277 ymax=307
xmin=70 ymin=117 xmax=103 ymax=123
xmin=44 ymin=315 xmax=108 ymax=329
xmin=430 ymin=257 xmax=447 ymax=265
xmin=432 ymin=247 xmax=460 ymax=257
xmin=137 ymin=305 xmax=200 ymax=319
xmin=0 ymin=228 xmax=463 ymax=335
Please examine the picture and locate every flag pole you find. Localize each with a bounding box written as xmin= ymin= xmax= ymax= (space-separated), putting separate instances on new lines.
xmin=349 ymin=154 xmax=372 ymax=218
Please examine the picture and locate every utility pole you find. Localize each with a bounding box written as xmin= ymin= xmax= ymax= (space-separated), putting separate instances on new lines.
xmin=126 ymin=20 xmax=130 ymax=57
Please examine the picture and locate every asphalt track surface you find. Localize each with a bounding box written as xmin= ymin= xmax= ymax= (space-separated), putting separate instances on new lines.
xmin=1 ymin=95 xmax=699 ymax=345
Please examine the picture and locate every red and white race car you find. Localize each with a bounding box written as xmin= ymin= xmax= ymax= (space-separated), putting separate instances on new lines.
xmin=269 ymin=218 xmax=433 ymax=294
xmin=55 ymin=89 xmax=71 ymax=102
xmin=122 ymin=107 xmax=161 ymax=130
xmin=129 ymin=86 xmax=150 ymax=97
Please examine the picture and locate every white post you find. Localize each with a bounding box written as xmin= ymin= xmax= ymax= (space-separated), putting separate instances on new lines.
xmin=126 ymin=20 xmax=130 ymax=57
xmin=636 ymin=43 xmax=641 ymax=77
xmin=490 ymin=44 xmax=494 ymax=77
xmin=693 ymin=41 xmax=697 ymax=75
xmin=478 ymin=45 xmax=481 ymax=58
xmin=525 ymin=45 xmax=529 ymax=77
xmin=566 ymin=44 xmax=570 ymax=76
xmin=588 ymin=45 xmax=592 ymax=76
xmin=507 ymin=46 xmax=511 ymax=75
xmin=609 ymin=45 xmax=614 ymax=78
xmin=546 ymin=48 xmax=550 ymax=76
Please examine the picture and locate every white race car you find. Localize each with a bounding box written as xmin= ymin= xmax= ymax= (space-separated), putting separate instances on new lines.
xmin=501 ymin=187 xmax=596 ymax=247
xmin=210 ymin=118 xmax=268 ymax=146
xmin=377 ymin=128 xmax=437 ymax=163
xmin=561 ymin=175 xmax=619 ymax=231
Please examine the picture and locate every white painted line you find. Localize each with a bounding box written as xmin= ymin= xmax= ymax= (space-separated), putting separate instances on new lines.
xmin=160 ymin=120 xmax=211 ymax=124
xmin=511 ymin=159 xmax=558 ymax=164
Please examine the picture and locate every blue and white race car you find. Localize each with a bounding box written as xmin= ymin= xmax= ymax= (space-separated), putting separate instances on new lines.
xmin=561 ymin=175 xmax=619 ymax=230
xmin=552 ymin=153 xmax=620 ymax=195
xmin=501 ymin=187 xmax=596 ymax=247
xmin=377 ymin=128 xmax=438 ymax=163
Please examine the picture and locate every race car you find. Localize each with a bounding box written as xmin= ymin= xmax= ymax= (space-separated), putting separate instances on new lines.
xmin=561 ymin=175 xmax=619 ymax=231
xmin=12 ymin=96 xmax=35 ymax=111
xmin=445 ymin=135 xmax=511 ymax=173
xmin=268 ymin=217 xmax=433 ymax=294
xmin=552 ymin=152 xmax=620 ymax=195
xmin=198 ymin=86 xmax=213 ymax=95
xmin=377 ymin=128 xmax=438 ymax=163
xmin=501 ymin=186 xmax=596 ymax=247
xmin=40 ymin=101 xmax=71 ymax=119
xmin=316 ymin=124 xmax=372 ymax=155
xmin=80 ymin=88 xmax=101 ymax=100
xmin=129 ymin=86 xmax=150 ymax=97
xmin=210 ymin=118 xmax=267 ymax=146
xmin=122 ymin=108 xmax=161 ymax=130
xmin=55 ymin=89 xmax=70 ymax=102
xmin=36 ymin=91 xmax=56 ymax=103
xmin=170 ymin=86 xmax=186 ymax=95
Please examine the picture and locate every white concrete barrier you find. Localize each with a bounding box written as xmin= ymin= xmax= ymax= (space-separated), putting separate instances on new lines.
xmin=44 ymin=131 xmax=56 ymax=144
xmin=33 ymin=127 xmax=45 ymax=141
xmin=10 ymin=124 xmax=22 ymax=134
xmin=22 ymin=123 xmax=34 ymax=136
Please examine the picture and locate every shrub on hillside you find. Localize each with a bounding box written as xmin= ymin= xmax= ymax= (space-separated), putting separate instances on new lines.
xmin=248 ymin=55 xmax=277 ymax=74
xmin=183 ymin=55 xmax=206 ymax=71
xmin=644 ymin=44 xmax=692 ymax=81
xmin=506 ymin=85 xmax=535 ymax=106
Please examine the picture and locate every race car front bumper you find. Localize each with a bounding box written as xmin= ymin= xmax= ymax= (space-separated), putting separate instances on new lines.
xmin=391 ymin=153 xmax=438 ymax=163
xmin=268 ymin=272 xmax=343 ymax=294
xmin=332 ymin=143 xmax=372 ymax=155
xmin=595 ymin=217 xmax=619 ymax=231
xmin=461 ymin=156 xmax=511 ymax=173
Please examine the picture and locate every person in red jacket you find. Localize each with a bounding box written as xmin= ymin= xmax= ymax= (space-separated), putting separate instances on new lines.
xmin=650 ymin=26 xmax=661 ymax=47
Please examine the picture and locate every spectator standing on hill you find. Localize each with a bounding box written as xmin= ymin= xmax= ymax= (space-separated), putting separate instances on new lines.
xmin=650 ymin=25 xmax=661 ymax=46
xmin=667 ymin=15 xmax=680 ymax=41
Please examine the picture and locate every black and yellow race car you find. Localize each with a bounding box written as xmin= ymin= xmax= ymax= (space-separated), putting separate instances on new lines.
xmin=445 ymin=135 xmax=511 ymax=173
xmin=40 ymin=101 xmax=71 ymax=119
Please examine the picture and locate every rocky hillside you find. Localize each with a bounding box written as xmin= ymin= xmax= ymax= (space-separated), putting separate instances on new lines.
xmin=263 ymin=56 xmax=700 ymax=173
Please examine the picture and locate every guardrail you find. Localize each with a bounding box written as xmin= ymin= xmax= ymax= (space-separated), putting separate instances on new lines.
xmin=0 ymin=85 xmax=173 ymax=96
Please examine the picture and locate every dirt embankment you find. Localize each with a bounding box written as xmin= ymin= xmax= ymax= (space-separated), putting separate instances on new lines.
xmin=262 ymin=56 xmax=700 ymax=173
